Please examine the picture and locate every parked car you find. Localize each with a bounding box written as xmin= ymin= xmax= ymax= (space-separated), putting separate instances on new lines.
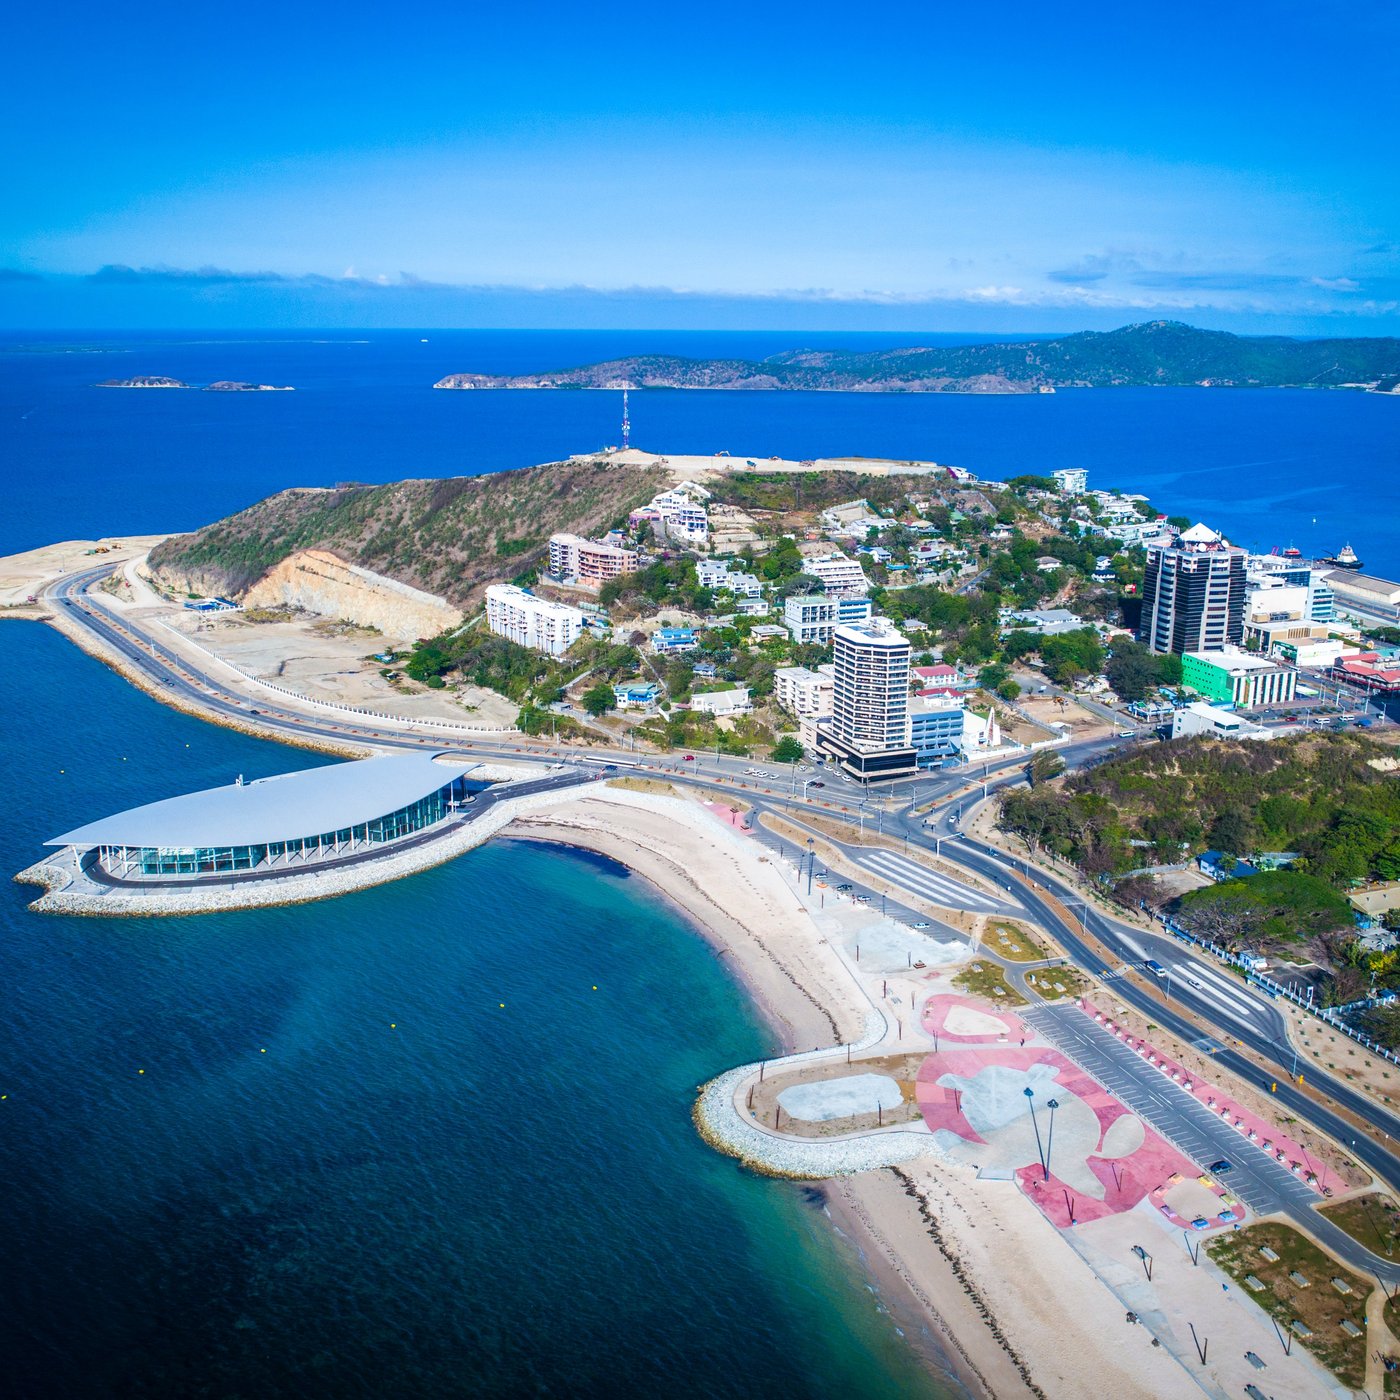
xmin=1208 ymin=1159 xmax=1234 ymax=1174
xmin=1190 ymin=1217 xmax=1211 ymax=1230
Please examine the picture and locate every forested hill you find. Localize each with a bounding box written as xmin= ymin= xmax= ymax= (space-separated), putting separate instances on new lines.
xmin=147 ymin=459 xmax=668 ymax=605
xmin=433 ymin=321 xmax=1400 ymax=394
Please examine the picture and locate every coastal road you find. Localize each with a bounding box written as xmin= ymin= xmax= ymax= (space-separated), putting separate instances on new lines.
xmin=41 ymin=567 xmax=1400 ymax=1240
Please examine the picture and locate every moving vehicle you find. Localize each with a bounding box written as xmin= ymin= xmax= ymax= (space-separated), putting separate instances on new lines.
xmin=682 ymin=754 xmax=695 ymax=761
xmin=809 ymin=781 xmax=825 ymax=788
xmin=912 ymin=920 xmax=930 ymax=929
xmin=1144 ymin=959 xmax=1167 ymax=978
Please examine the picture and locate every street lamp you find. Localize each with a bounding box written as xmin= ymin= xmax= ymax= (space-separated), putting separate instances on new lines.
xmin=1045 ymin=1098 xmax=1059 ymax=1182
xmin=806 ymin=837 xmax=815 ymax=895
xmin=1024 ymin=1087 xmax=1047 ymax=1179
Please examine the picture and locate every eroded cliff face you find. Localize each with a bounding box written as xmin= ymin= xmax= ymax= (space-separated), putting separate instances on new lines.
xmin=240 ymin=549 xmax=463 ymax=641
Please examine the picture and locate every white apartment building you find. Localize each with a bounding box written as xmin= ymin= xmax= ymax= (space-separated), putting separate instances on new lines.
xmin=816 ymin=619 xmax=917 ymax=781
xmin=773 ymin=665 xmax=835 ymax=719
xmin=806 ymin=553 xmax=870 ymax=597
xmin=784 ymin=594 xmax=837 ymax=644
xmin=547 ymin=532 xmax=639 ymax=590
xmin=485 ymin=584 xmax=586 ymax=656
xmin=696 ymin=559 xmax=733 ymax=589
xmin=649 ymin=489 xmax=709 ymax=545
xmin=1051 ymin=468 xmax=1088 ymax=495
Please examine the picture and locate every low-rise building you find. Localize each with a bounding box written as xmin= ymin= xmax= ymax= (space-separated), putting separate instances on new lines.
xmin=613 ymin=680 xmax=662 ymax=711
xmin=1172 ymin=701 xmax=1275 ymax=741
xmin=1182 ymin=648 xmax=1297 ymax=709
xmin=773 ymin=665 xmax=835 ymax=719
xmin=1000 ymin=608 xmax=1088 ymax=637
xmin=689 ymin=685 xmax=753 ymax=717
xmin=485 ymin=584 xmax=586 ymax=656
xmin=547 ymin=532 xmax=639 ymax=591
xmin=806 ymin=552 xmax=870 ymax=598
xmin=909 ymin=698 xmax=964 ymax=767
xmin=651 ymin=626 xmax=699 ymax=654
xmin=1331 ymin=652 xmax=1400 ymax=694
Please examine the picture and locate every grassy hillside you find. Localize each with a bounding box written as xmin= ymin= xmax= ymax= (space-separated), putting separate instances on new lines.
xmin=999 ymin=731 xmax=1400 ymax=885
xmin=148 ymin=459 xmax=668 ymax=605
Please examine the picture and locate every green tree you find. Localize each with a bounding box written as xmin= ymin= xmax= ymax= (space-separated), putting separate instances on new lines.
xmin=772 ymin=736 xmax=804 ymax=762
xmin=582 ymin=681 xmax=617 ymax=717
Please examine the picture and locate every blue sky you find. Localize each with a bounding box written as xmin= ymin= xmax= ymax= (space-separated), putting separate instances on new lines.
xmin=3 ymin=1 xmax=1397 ymax=332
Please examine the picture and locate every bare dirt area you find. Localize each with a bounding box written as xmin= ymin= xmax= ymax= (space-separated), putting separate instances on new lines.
xmin=162 ymin=611 xmax=518 ymax=726
xmin=0 ymin=537 xmax=169 ymax=608
xmin=1282 ymin=999 xmax=1400 ymax=1112
xmin=750 ymin=1053 xmax=927 ymax=1137
xmin=1017 ymin=694 xmax=1112 ymax=738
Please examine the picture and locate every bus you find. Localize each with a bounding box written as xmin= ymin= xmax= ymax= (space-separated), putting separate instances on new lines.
xmin=1144 ymin=959 xmax=1167 ymax=979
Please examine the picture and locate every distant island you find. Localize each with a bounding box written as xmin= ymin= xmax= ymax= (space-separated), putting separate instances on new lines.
xmin=95 ymin=378 xmax=294 ymax=391
xmin=434 ymin=320 xmax=1400 ymax=395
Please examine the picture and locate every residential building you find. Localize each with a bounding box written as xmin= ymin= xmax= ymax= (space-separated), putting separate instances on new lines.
xmin=1182 ymin=648 xmax=1297 ymax=708
xmin=1171 ymin=702 xmax=1275 ymax=741
xmin=613 ymin=681 xmax=662 ymax=711
xmin=773 ymin=665 xmax=835 ymax=719
xmin=546 ymin=532 xmax=639 ymax=591
xmin=784 ymin=594 xmax=836 ymax=644
xmin=630 ymin=487 xmax=709 ymax=546
xmin=836 ymin=596 xmax=874 ymax=625
xmin=1197 ymin=850 xmax=1262 ymax=880
xmin=733 ymin=597 xmax=768 ymax=617
xmin=651 ymin=627 xmax=698 ymax=654
xmin=689 ymin=685 xmax=753 ymax=717
xmin=696 ymin=559 xmax=733 ymax=589
xmin=807 ymin=552 xmax=870 ymax=597
xmin=485 ymin=584 xmax=585 ymax=656
xmin=816 ymin=619 xmax=917 ymax=781
xmin=1052 ymin=468 xmax=1088 ymax=495
xmin=1139 ymin=524 xmax=1247 ymax=654
xmin=908 ymin=698 xmax=964 ymax=767
xmin=1000 ymin=608 xmax=1087 ymax=637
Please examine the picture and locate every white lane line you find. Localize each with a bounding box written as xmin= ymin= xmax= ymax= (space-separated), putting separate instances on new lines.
xmin=859 ymin=852 xmax=1001 ymax=911
xmin=1184 ymin=960 xmax=1263 ymax=1015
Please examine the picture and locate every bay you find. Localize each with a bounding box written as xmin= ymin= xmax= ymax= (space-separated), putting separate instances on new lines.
xmin=3 ymin=329 xmax=1397 ymax=576
xmin=0 ymin=622 xmax=951 ymax=1398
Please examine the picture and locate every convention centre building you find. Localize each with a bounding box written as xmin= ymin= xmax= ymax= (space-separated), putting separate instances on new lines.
xmin=46 ymin=753 xmax=483 ymax=882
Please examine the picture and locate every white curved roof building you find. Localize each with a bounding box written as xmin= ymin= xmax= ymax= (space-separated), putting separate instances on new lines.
xmin=48 ymin=753 xmax=481 ymax=883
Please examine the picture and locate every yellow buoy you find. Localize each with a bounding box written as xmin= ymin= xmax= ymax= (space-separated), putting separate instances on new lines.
xmin=499 ymin=1003 xmax=505 ymax=1008
xmin=593 ymin=986 xmax=598 ymax=991
xmin=390 ymin=1023 xmax=397 ymax=1029
xmin=138 ymin=1069 xmax=145 ymax=1075
xmin=260 ymin=1048 xmax=266 ymax=1054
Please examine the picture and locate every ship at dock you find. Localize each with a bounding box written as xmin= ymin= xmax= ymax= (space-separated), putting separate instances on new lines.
xmin=1319 ymin=543 xmax=1364 ymax=570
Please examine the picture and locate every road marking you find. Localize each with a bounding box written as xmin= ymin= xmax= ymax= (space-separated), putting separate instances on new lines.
xmin=857 ymin=850 xmax=1001 ymax=912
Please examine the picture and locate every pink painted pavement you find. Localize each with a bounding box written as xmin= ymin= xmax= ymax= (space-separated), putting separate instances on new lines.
xmin=1078 ymin=1001 xmax=1329 ymax=1193
xmin=915 ymin=994 xmax=1247 ymax=1231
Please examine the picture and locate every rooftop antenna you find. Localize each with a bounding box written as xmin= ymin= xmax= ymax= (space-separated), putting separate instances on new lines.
xmin=621 ymin=387 xmax=631 ymax=450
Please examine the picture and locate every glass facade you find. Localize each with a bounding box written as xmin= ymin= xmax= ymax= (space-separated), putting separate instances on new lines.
xmin=100 ymin=777 xmax=470 ymax=881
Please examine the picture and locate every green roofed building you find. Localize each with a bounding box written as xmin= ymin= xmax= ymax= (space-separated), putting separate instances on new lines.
xmin=1182 ymin=647 xmax=1297 ymax=709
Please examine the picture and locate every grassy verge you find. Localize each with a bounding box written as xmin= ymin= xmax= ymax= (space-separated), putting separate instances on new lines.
xmin=1207 ymin=1222 xmax=1370 ymax=1390
xmin=984 ymin=919 xmax=1052 ymax=962
xmin=1026 ymin=966 xmax=1089 ymax=1001
xmin=1318 ymin=1192 xmax=1400 ymax=1258
xmin=952 ymin=960 xmax=1027 ymax=1007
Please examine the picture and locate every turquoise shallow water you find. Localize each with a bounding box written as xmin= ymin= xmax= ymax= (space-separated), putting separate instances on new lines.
xmin=0 ymin=623 xmax=954 ymax=1398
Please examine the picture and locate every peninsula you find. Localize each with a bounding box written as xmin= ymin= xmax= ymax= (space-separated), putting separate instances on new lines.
xmin=434 ymin=320 xmax=1400 ymax=394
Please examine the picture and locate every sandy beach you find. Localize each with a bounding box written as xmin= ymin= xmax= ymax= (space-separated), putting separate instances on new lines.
xmin=505 ymin=784 xmax=1340 ymax=1400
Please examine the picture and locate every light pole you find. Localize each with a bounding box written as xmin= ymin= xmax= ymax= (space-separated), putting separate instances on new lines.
xmin=1045 ymin=1098 xmax=1059 ymax=1182
xmin=806 ymin=837 xmax=815 ymax=895
xmin=1024 ymin=1086 xmax=1047 ymax=1179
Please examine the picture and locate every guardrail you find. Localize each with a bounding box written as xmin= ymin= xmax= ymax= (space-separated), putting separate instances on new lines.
xmin=1155 ymin=913 xmax=1400 ymax=1067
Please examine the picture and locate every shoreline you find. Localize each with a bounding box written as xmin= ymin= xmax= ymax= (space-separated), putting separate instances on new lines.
xmin=504 ymin=788 xmax=1203 ymax=1400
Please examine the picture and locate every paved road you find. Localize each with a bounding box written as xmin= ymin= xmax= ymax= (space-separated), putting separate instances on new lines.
xmin=1024 ymin=1003 xmax=1400 ymax=1285
xmin=42 ymin=566 xmax=1400 ymax=1278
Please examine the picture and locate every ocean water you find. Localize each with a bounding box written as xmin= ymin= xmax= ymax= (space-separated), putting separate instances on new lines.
xmin=0 ymin=623 xmax=951 ymax=1398
xmin=3 ymin=329 xmax=1398 ymax=575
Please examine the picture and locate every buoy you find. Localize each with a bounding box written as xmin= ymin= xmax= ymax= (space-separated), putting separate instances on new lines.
xmin=390 ymin=1023 xmax=397 ymax=1028
xmin=592 ymin=986 xmax=598 ymax=991
xmin=260 ymin=1048 xmax=266 ymax=1053
xmin=138 ymin=1069 xmax=145 ymax=1074
xmin=499 ymin=1003 xmax=505 ymax=1008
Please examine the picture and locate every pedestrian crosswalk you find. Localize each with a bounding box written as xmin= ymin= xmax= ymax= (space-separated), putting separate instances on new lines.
xmin=855 ymin=849 xmax=1004 ymax=913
